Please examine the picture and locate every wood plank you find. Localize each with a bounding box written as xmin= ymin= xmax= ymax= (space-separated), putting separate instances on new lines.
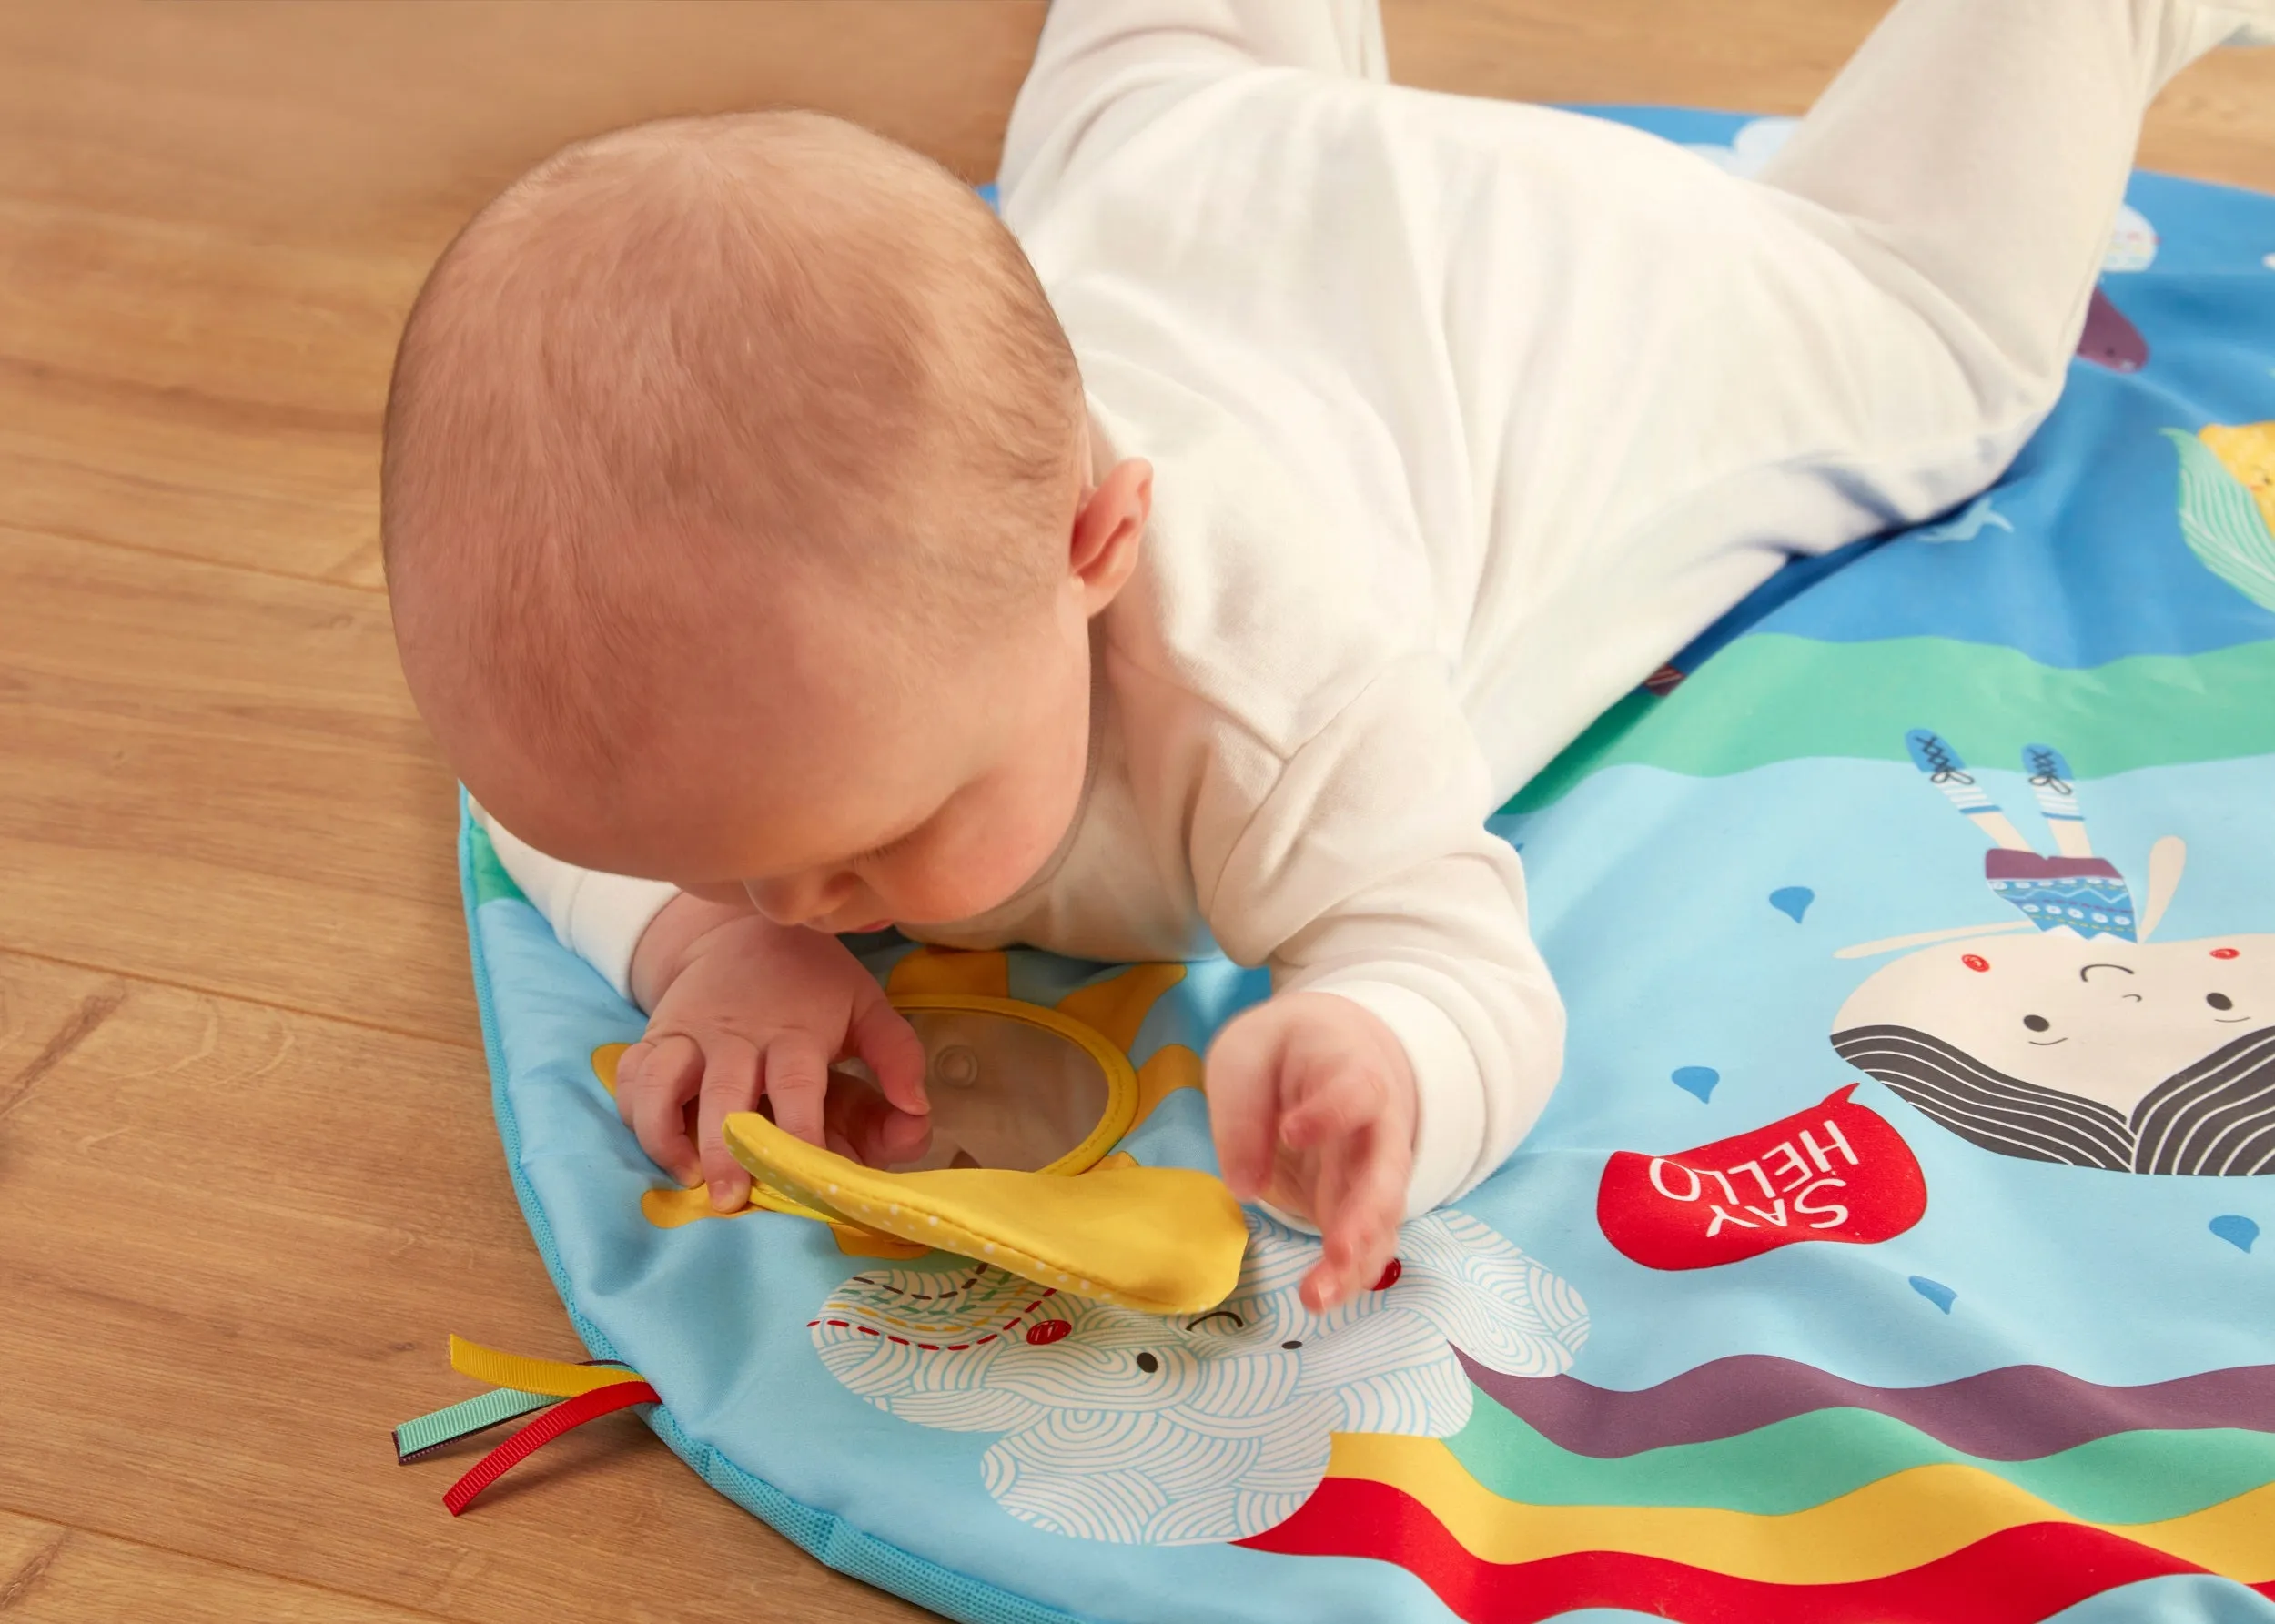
xmin=0 ymin=950 xmax=925 ymax=1623
xmin=0 ymin=197 xmax=412 ymax=589
xmin=0 ymin=526 xmax=469 ymax=1040
xmin=0 ymin=1508 xmax=444 ymax=1623
xmin=0 ymin=2 xmax=1048 ymax=589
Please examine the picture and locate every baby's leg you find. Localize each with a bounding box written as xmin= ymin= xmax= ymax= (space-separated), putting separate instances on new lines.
xmin=1000 ymin=0 xmax=1384 ymax=207
xmin=1455 ymin=0 xmax=2261 ymax=792
xmin=1754 ymin=0 xmax=2254 ymax=446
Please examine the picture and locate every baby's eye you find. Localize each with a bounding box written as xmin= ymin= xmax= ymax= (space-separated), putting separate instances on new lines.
xmin=2208 ymin=993 xmax=2234 ymax=1011
xmin=2023 ymin=1014 xmax=2051 ymax=1032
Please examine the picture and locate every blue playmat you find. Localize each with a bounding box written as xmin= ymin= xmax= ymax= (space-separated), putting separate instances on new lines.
xmin=447 ymin=109 xmax=2275 ymax=1623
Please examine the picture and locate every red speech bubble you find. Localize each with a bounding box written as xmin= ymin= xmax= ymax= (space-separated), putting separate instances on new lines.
xmin=1597 ymin=1086 xmax=1926 ymax=1270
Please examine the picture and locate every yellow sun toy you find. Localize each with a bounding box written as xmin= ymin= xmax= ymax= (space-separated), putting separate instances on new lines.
xmin=592 ymin=949 xmax=1247 ymax=1314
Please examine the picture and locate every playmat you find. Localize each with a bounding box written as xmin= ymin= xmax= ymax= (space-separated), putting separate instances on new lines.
xmin=431 ymin=110 xmax=2275 ymax=1623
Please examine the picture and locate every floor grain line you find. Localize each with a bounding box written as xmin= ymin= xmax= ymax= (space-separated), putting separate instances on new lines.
xmin=0 ymin=945 xmax=480 ymax=1054
xmin=0 ymin=518 xmax=389 ymax=597
xmin=0 ymin=985 xmax=126 ymax=1122
xmin=0 ymin=1508 xmax=464 ymax=1624
xmin=0 ymin=1528 xmax=66 ymax=1613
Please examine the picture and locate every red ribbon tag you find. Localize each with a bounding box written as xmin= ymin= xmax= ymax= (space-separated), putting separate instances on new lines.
xmin=1597 ymin=1085 xmax=1926 ymax=1270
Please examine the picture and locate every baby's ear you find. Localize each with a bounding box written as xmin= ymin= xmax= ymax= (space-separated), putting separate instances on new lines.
xmin=1069 ymin=457 xmax=1151 ymax=613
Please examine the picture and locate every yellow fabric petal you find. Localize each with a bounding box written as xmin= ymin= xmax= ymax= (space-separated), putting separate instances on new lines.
xmin=722 ymin=1109 xmax=1246 ymax=1315
xmin=448 ymin=1334 xmax=644 ymax=1397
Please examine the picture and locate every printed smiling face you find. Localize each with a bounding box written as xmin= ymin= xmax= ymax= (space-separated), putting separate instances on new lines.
xmin=1835 ymin=932 xmax=2275 ymax=1115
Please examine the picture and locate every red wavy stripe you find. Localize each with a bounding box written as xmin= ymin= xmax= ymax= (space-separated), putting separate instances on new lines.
xmin=1237 ymin=1477 xmax=2275 ymax=1624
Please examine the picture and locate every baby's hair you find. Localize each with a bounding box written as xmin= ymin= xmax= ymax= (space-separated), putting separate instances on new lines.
xmin=382 ymin=110 xmax=1085 ymax=776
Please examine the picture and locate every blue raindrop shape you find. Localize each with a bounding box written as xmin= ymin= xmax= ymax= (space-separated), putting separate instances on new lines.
xmin=2210 ymin=1215 xmax=2260 ymax=1253
xmin=1769 ymin=887 xmax=1815 ymax=923
xmin=1909 ymin=1276 xmax=1956 ymax=1314
xmin=1672 ymin=1066 xmax=1720 ymax=1103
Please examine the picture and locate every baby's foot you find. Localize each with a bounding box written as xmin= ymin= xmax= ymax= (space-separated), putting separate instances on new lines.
xmin=2204 ymin=1 xmax=2275 ymax=45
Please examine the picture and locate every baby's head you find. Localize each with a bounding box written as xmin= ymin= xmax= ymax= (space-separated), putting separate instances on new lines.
xmin=384 ymin=112 xmax=1149 ymax=933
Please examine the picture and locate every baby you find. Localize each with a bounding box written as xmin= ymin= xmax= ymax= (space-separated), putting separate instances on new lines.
xmin=385 ymin=0 xmax=2269 ymax=1311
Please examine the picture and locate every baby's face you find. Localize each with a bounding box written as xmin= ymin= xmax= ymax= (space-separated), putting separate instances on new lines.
xmin=718 ymin=608 xmax=1096 ymax=934
xmin=1835 ymin=930 xmax=2272 ymax=1114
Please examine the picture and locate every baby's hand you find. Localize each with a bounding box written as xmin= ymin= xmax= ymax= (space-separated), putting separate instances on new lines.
xmin=1206 ymin=992 xmax=1416 ymax=1313
xmin=619 ymin=898 xmax=930 ymax=1211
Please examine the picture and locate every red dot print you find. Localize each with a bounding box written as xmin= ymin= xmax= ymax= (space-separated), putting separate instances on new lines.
xmin=2212 ymin=947 xmax=2241 ymax=960
xmin=1962 ymin=954 xmax=1990 ymax=973
xmin=1026 ymin=1319 xmax=1071 ymax=1346
xmin=1371 ymin=1258 xmax=1403 ymax=1291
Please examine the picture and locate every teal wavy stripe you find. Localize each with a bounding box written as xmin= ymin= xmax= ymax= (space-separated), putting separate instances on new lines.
xmin=1506 ymin=633 xmax=2275 ymax=813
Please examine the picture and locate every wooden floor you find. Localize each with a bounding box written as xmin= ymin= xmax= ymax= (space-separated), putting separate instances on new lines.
xmin=0 ymin=4 xmax=2266 ymax=1619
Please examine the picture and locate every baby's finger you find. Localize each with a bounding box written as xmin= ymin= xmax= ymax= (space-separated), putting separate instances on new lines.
xmin=763 ymin=1034 xmax=831 ymax=1148
xmin=823 ymin=1071 xmax=933 ymax=1168
xmin=1279 ymin=1054 xmax=1390 ymax=1153
xmin=620 ymin=1035 xmax=703 ymax=1186
xmin=1304 ymin=1132 xmax=1408 ymax=1313
xmin=693 ymin=1035 xmax=763 ymax=1211
xmin=848 ymin=994 xmax=930 ymax=1117
xmin=1204 ymin=1015 xmax=1288 ymax=1202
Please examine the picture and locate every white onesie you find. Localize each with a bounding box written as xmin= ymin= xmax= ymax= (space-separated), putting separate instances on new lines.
xmin=486 ymin=0 xmax=2262 ymax=1215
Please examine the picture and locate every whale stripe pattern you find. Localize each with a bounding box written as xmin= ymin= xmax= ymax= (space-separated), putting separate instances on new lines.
xmin=1833 ymin=1025 xmax=2275 ymax=1174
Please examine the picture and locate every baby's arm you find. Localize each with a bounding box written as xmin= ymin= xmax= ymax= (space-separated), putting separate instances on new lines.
xmin=1187 ymin=658 xmax=1564 ymax=1310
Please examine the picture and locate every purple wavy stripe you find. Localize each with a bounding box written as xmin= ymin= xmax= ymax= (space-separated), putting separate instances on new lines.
xmin=1457 ymin=1350 xmax=2275 ymax=1461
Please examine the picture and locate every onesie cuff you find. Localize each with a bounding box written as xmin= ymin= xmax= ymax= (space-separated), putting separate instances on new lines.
xmin=473 ymin=804 xmax=679 ymax=1004
xmin=560 ymin=872 xmax=682 ymax=1004
xmin=1311 ymin=979 xmax=1486 ymax=1220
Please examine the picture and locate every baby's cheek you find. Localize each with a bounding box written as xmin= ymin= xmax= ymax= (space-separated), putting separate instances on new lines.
xmin=900 ymin=820 xmax=1062 ymax=923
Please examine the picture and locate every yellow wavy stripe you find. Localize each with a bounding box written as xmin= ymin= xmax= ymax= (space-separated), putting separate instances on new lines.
xmin=1328 ymin=1433 xmax=2275 ymax=1584
xmin=448 ymin=1335 xmax=646 ymax=1398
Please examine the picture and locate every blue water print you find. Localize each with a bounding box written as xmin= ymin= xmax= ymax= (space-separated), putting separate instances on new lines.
xmin=1768 ymin=886 xmax=1815 ymax=923
xmin=1909 ymin=1276 xmax=1957 ymax=1314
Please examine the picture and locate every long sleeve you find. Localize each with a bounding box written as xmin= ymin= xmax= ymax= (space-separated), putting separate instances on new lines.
xmin=474 ymin=803 xmax=679 ymax=1004
xmin=1149 ymin=653 xmax=1564 ymax=1217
